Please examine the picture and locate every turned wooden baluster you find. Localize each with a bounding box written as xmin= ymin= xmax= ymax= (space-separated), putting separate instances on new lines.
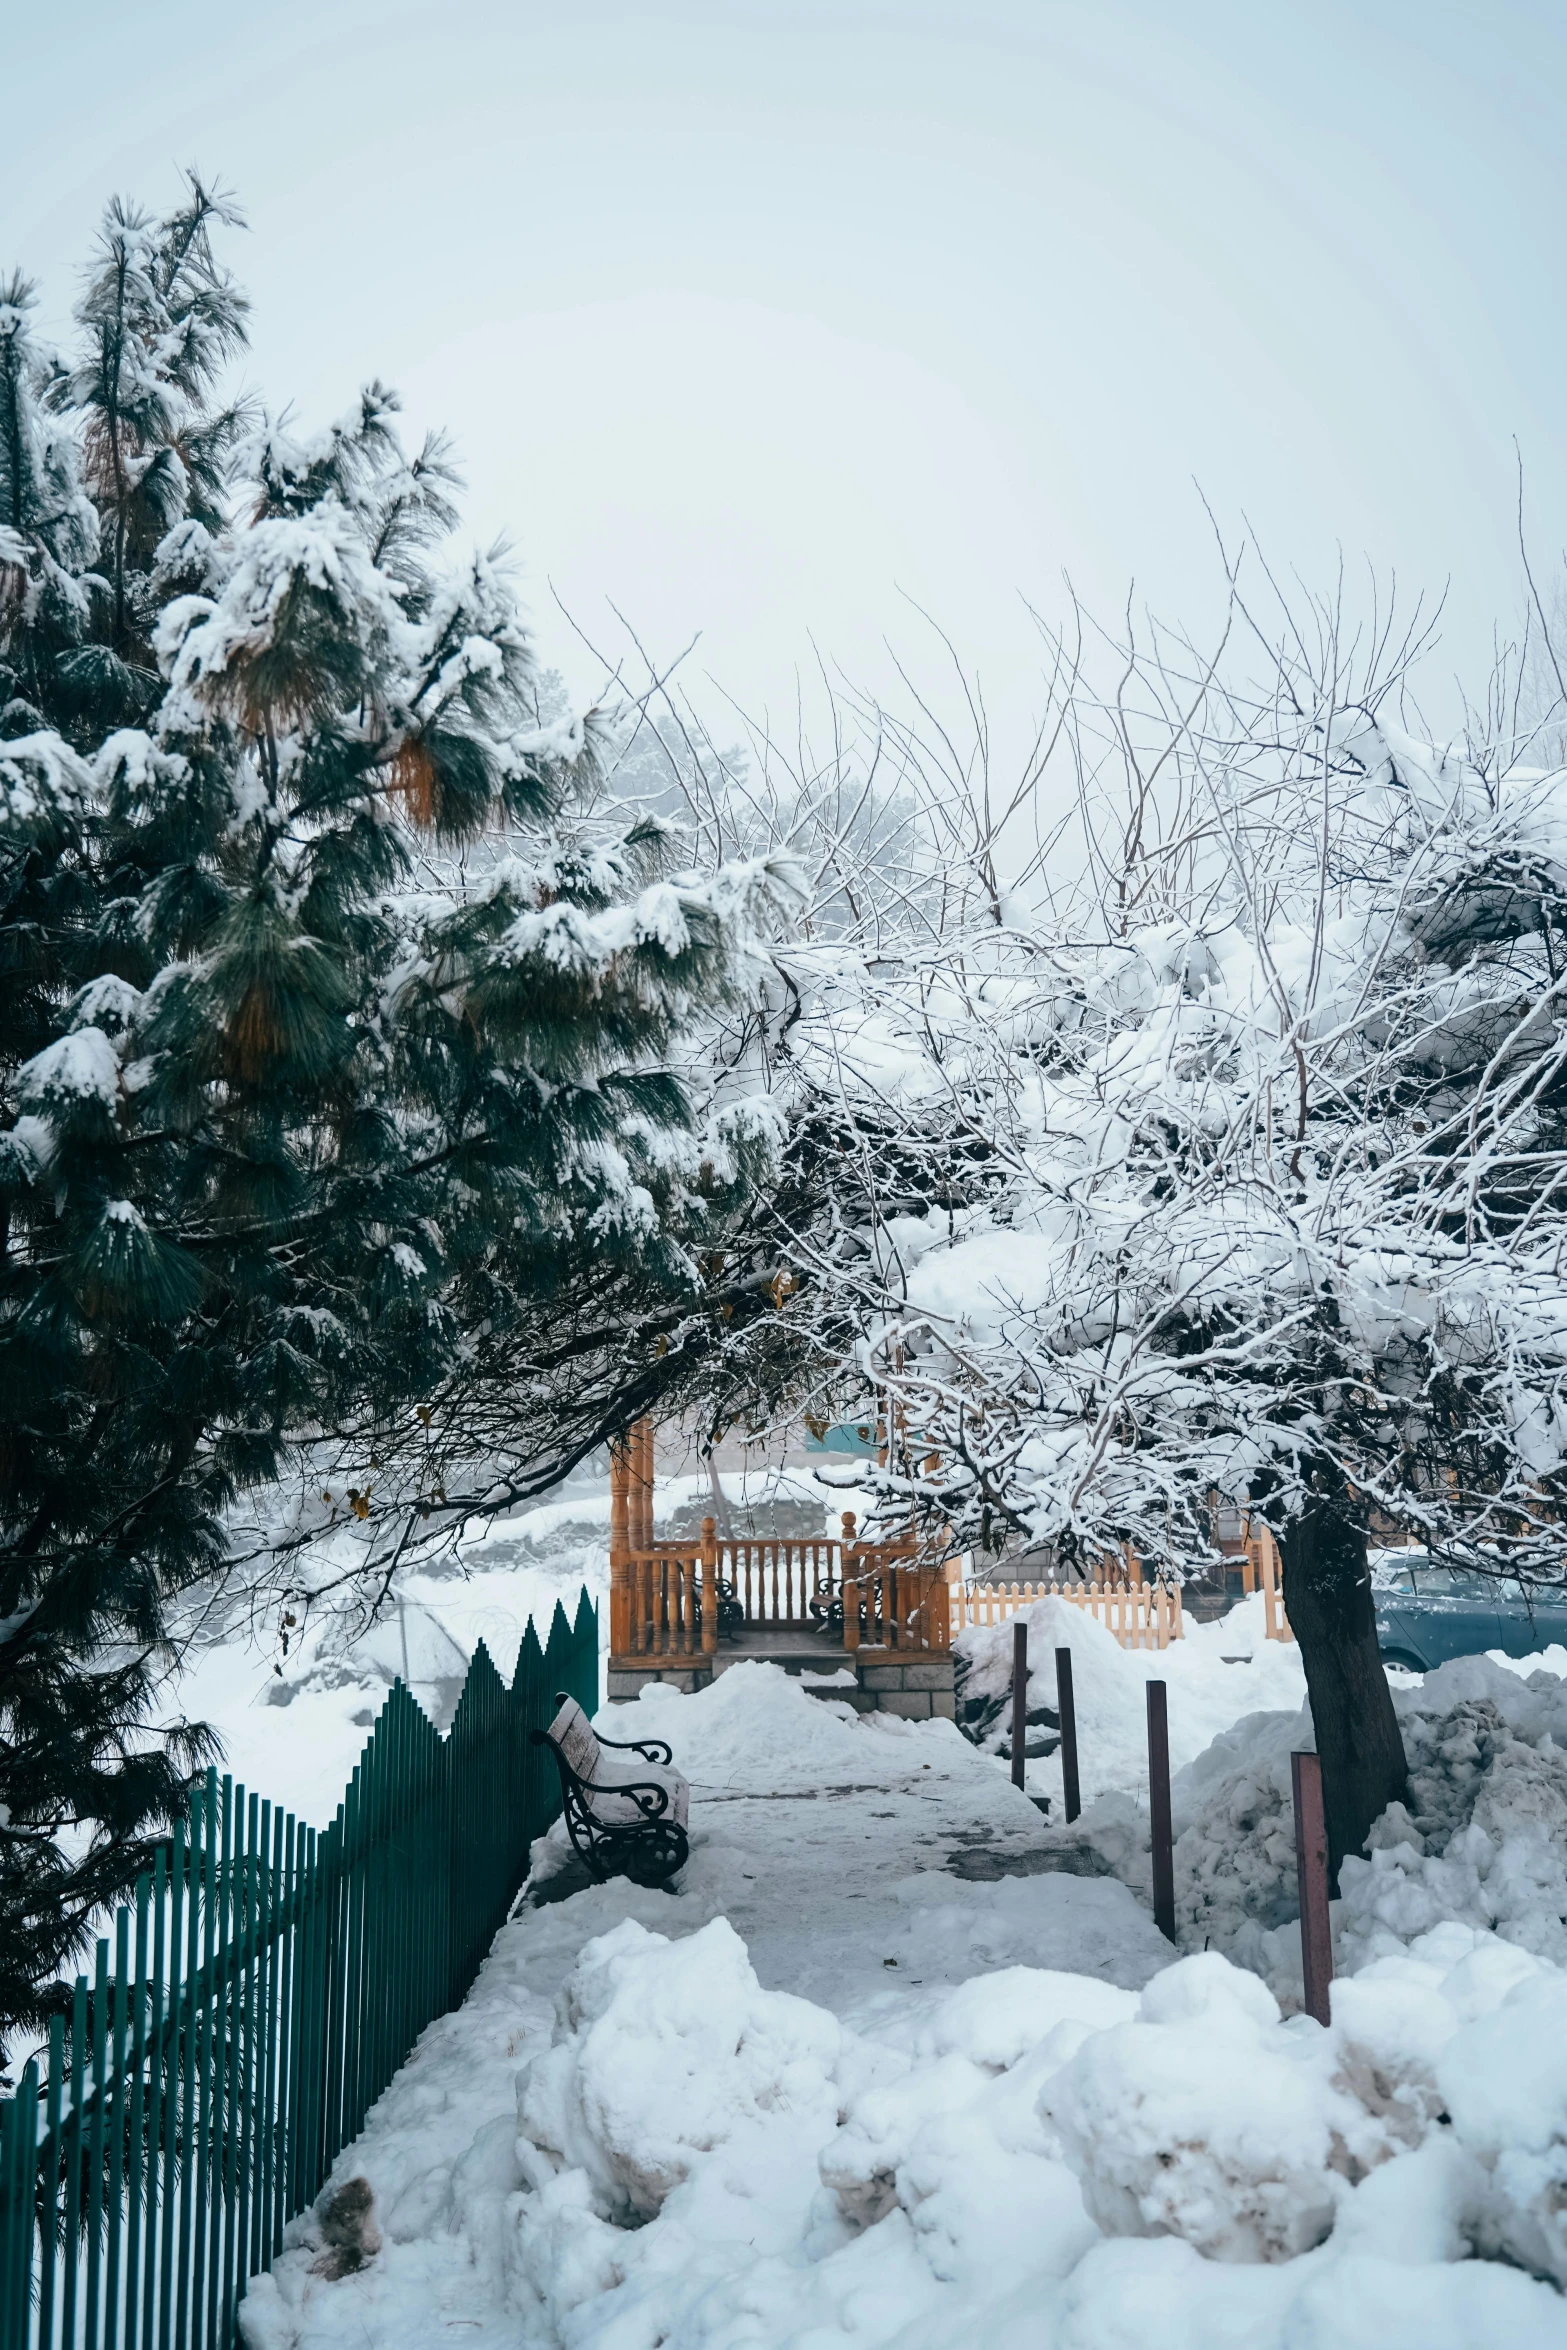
xmin=841 ymin=1513 xmax=860 ymax=1650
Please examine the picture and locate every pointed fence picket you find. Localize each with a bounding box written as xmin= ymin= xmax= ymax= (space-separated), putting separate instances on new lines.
xmin=0 ymin=1587 xmax=599 ymax=2350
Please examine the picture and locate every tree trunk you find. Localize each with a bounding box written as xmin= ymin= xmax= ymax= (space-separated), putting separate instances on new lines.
xmin=1279 ymin=1498 xmax=1407 ymax=1885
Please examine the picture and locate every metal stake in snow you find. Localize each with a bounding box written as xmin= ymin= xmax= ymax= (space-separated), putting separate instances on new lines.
xmin=1292 ymin=1750 xmax=1334 ymax=2026
xmin=1011 ymin=1622 xmax=1028 ymax=1789
xmin=1147 ymin=1681 xmax=1176 ymax=1940
xmin=1055 ymin=1647 xmax=1081 ymax=1822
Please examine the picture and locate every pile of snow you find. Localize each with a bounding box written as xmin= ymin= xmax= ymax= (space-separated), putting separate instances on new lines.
xmin=953 ymin=1590 xmax=1306 ymax=1803
xmin=629 ymin=1652 xmax=940 ymax=1793
xmin=1068 ymin=1651 xmax=1567 ymax=2001
xmin=242 ymin=1915 xmax=1567 ymax=2349
xmin=516 ymin=1915 xmax=843 ymax=2220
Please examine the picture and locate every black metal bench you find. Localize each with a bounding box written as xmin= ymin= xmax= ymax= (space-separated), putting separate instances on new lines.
xmin=531 ymin=1693 xmax=690 ymax=1887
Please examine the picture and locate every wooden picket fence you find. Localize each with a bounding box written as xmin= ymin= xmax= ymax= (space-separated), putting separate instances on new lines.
xmin=950 ymin=1576 xmax=1185 ymax=1649
xmin=950 ymin=1530 xmax=1296 ymax=1650
xmin=0 ymin=1590 xmax=599 ymax=2350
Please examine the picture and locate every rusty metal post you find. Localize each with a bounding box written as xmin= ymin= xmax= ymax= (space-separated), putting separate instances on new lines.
xmin=1011 ymin=1621 xmax=1028 ymax=1790
xmin=1056 ymin=1647 xmax=1081 ymax=1822
xmin=1147 ymin=1681 xmax=1176 ymax=1940
xmin=1292 ymin=1751 xmax=1333 ymax=2025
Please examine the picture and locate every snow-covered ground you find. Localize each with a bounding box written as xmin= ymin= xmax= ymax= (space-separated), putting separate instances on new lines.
xmin=161 ymin=1505 xmax=1567 ymax=2343
xmin=237 ymin=1660 xmax=1567 ymax=2349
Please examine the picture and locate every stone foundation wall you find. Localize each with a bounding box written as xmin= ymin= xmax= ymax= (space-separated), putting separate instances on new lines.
xmin=607 ymin=1654 xmax=956 ymax=1717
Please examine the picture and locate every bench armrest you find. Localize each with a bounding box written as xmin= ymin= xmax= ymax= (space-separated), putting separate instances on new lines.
xmin=530 ymin=1727 xmax=678 ymax=1821
xmin=593 ymin=1729 xmax=675 ymax=1766
xmin=576 ymin=1769 xmax=675 ymax=1821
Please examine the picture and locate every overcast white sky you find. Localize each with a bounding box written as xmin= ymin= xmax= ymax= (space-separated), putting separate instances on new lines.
xmin=6 ymin=0 xmax=1567 ymax=748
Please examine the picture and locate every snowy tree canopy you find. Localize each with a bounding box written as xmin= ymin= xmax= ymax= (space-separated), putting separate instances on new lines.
xmin=660 ymin=593 xmax=1567 ymax=1596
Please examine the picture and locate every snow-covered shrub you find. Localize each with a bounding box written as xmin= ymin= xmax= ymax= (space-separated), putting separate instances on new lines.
xmin=515 ymin=1916 xmax=842 ymax=2221
xmin=952 ymin=1596 xmax=1117 ymax=1754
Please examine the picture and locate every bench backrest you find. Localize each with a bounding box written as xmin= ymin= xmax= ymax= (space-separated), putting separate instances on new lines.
xmin=546 ymin=1694 xmax=601 ymax=1785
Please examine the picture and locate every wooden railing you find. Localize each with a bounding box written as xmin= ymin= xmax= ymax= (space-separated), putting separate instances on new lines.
xmin=609 ymin=1499 xmax=929 ymax=1663
xmin=721 ymin=1533 xmax=849 ymax=1631
xmin=844 ymin=1549 xmax=950 ymax=1653
xmin=606 ymin=1419 xmax=1293 ymax=1667
xmin=950 ymin=1575 xmax=1184 ymax=1650
xmin=615 ymin=1542 xmax=713 ymax=1660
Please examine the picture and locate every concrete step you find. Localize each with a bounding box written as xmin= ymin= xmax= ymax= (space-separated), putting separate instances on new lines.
xmin=710 ymin=1644 xmax=857 ymax=1677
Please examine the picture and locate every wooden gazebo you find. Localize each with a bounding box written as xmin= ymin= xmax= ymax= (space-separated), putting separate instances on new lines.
xmin=606 ymin=1419 xmax=957 ymax=1714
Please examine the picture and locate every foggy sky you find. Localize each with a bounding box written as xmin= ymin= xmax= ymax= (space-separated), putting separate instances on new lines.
xmin=6 ymin=0 xmax=1566 ymax=748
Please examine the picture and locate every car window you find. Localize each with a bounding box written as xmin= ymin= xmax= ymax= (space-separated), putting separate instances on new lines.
xmin=1413 ymin=1565 xmax=1489 ymax=1599
xmin=1371 ymin=1549 xmax=1425 ymax=1594
xmin=1498 ymin=1579 xmax=1566 ymax=1612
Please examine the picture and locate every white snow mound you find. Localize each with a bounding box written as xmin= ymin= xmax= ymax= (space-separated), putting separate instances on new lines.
xmin=516 ymin=1915 xmax=842 ymax=2220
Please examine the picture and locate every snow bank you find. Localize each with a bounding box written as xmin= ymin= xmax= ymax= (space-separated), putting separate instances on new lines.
xmin=630 ymin=1652 xmax=966 ymax=1793
xmin=517 ymin=1916 xmax=842 ymax=2220
xmin=1044 ymin=1952 xmax=1379 ymax=2263
xmin=1045 ymin=1934 xmax=1567 ymax=2291
xmin=511 ymin=1925 xmax=1567 ymax=2332
xmin=243 ymin=1917 xmax=1567 ymax=2350
xmin=1072 ymin=1651 xmax=1567 ymax=1999
xmin=953 ymin=1590 xmax=1307 ymax=1803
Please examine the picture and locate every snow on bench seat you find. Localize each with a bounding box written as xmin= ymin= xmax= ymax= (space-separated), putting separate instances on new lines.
xmin=534 ymin=1693 xmax=690 ymax=1886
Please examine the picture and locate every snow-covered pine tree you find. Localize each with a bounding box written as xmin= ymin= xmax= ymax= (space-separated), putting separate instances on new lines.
xmin=0 ymin=180 xmax=790 ymax=2060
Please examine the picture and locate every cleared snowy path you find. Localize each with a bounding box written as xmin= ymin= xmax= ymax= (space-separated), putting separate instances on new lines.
xmin=240 ymin=1663 xmax=1567 ymax=2350
xmin=555 ymin=1661 xmax=1172 ymax=2019
xmin=239 ymin=1666 xmax=1171 ymax=2347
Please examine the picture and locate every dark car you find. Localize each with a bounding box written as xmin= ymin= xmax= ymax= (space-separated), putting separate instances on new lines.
xmin=1372 ymin=1551 xmax=1567 ymax=1673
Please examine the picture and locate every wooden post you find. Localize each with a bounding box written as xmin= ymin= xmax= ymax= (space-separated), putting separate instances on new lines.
xmin=1260 ymin=1528 xmax=1284 ymax=1642
xmin=1266 ymin=1529 xmax=1294 ymax=1642
xmin=609 ymin=1438 xmax=632 ymax=1659
xmin=609 ymin=1438 xmax=629 ymax=1566
xmin=700 ymin=1515 xmax=718 ymax=1657
xmin=632 ymin=1417 xmax=653 ymax=1556
xmin=1011 ymin=1621 xmax=1028 ymax=1790
xmin=1056 ymin=1647 xmax=1081 ymax=1822
xmin=841 ymin=1513 xmax=860 ymax=1652
xmin=1292 ymin=1751 xmax=1333 ymax=2025
xmin=1147 ymin=1681 xmax=1176 ymax=1940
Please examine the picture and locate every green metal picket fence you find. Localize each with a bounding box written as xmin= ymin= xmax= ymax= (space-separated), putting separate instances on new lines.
xmin=0 ymin=1588 xmax=599 ymax=2350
